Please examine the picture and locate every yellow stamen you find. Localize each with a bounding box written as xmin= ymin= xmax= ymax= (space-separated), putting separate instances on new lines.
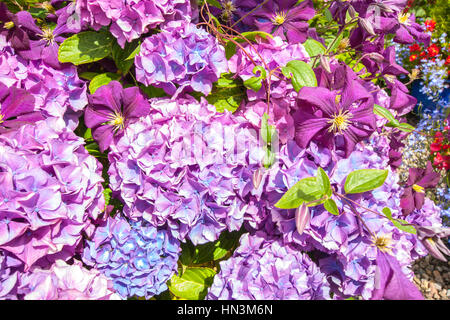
xmin=412 ymin=184 xmax=425 ymax=193
xmin=327 ymin=109 xmax=353 ymax=134
xmin=221 ymin=1 xmax=236 ymax=21
xmin=372 ymin=234 xmax=393 ymax=253
xmin=384 ymin=74 xmax=396 ymax=84
xmin=107 ymin=112 xmax=125 ymax=133
xmin=40 ymin=27 xmax=55 ymax=45
xmin=4 ymin=21 xmax=14 ymax=29
xmin=0 ymin=113 xmax=4 ymax=124
xmin=398 ymin=12 xmax=411 ymax=26
xmin=271 ymin=11 xmax=287 ymax=26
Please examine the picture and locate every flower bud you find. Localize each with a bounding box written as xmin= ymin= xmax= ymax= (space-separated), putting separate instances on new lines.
xmin=320 ymin=55 xmax=331 ymax=73
xmin=252 ymin=167 xmax=264 ymax=189
xmin=295 ymin=203 xmax=310 ymax=235
xmin=359 ymin=18 xmax=376 ymax=36
xmin=367 ymin=52 xmax=385 ymax=63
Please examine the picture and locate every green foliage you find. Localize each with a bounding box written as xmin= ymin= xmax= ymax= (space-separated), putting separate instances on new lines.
xmin=243 ymin=66 xmax=267 ymax=92
xmin=206 ymin=73 xmax=246 ymax=113
xmin=382 ymin=208 xmax=417 ymax=234
xmin=324 ymin=199 xmax=339 ymax=215
xmin=167 ymin=267 xmax=216 ymax=300
xmin=374 ymin=104 xmax=416 ymax=132
xmin=89 ymin=73 xmax=121 ymax=94
xmin=58 ymin=30 xmax=114 ymax=65
xmin=303 ymin=38 xmax=326 ymax=58
xmin=275 ymin=177 xmax=325 ymax=209
xmin=179 ymin=230 xmax=242 ymax=266
xmin=281 ymin=60 xmax=317 ymax=92
xmin=344 ymin=169 xmax=388 ymax=194
xmin=111 ymin=39 xmax=140 ymax=75
xmin=225 ymin=31 xmax=274 ymax=59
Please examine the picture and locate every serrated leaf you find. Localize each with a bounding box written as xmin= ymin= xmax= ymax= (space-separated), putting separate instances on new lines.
xmin=281 ymin=60 xmax=317 ymax=92
xmin=89 ymin=73 xmax=121 ymax=94
xmin=275 ymin=177 xmax=324 ymax=209
xmin=168 ymin=267 xmax=216 ymax=300
xmin=58 ymin=30 xmax=113 ymax=65
xmin=344 ymin=169 xmax=388 ymax=194
xmin=206 ymin=73 xmax=245 ymax=113
xmin=324 ymin=199 xmax=339 ymax=215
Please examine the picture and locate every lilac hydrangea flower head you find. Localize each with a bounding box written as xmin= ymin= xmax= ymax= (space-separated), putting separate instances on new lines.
xmin=135 ymin=21 xmax=228 ymax=96
xmin=0 ymin=250 xmax=23 ymax=299
xmin=82 ymin=215 xmax=180 ymax=299
xmin=207 ymin=233 xmax=331 ymax=300
xmin=55 ymin=0 xmax=192 ymax=47
xmin=18 ymin=259 xmax=120 ymax=300
xmin=0 ymin=36 xmax=88 ymax=130
xmin=108 ymin=96 xmax=264 ymax=244
xmin=84 ymin=81 xmax=151 ymax=152
xmin=0 ymin=117 xmax=105 ymax=271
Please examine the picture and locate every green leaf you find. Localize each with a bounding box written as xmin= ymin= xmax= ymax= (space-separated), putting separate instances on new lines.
xmin=396 ymin=123 xmax=415 ymax=133
xmin=58 ymin=30 xmax=114 ymax=65
xmin=204 ymin=0 xmax=222 ymax=9
xmin=316 ymin=167 xmax=331 ymax=196
xmin=167 ymin=267 xmax=216 ymax=300
xmin=89 ymin=73 xmax=121 ymax=94
xmin=324 ymin=8 xmax=333 ymax=22
xmin=85 ymin=142 xmax=107 ymax=158
xmin=373 ymin=104 xmax=397 ymax=123
xmin=275 ymin=177 xmax=324 ymax=209
xmin=206 ymin=73 xmax=245 ymax=113
xmin=324 ymin=199 xmax=339 ymax=215
xmin=382 ymin=208 xmax=417 ymax=234
xmin=243 ymin=66 xmax=266 ymax=92
xmin=281 ymin=60 xmax=317 ymax=92
xmin=83 ymin=128 xmax=92 ymax=140
xmin=260 ymin=112 xmax=276 ymax=144
xmin=327 ymin=33 xmax=343 ymax=53
xmin=139 ymin=85 xmax=167 ymax=98
xmin=344 ymin=169 xmax=388 ymax=194
xmin=180 ymin=230 xmax=242 ymax=266
xmin=79 ymin=72 xmax=99 ymax=81
xmin=225 ymin=31 xmax=273 ymax=59
xmin=103 ymin=188 xmax=112 ymax=207
xmin=303 ymin=38 xmax=326 ymax=58
xmin=111 ymin=39 xmax=140 ymax=74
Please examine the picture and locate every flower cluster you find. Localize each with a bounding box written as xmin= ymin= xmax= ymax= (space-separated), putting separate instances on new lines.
xmin=135 ymin=20 xmax=228 ymax=96
xmin=0 ymin=34 xmax=88 ymax=130
xmin=55 ymin=0 xmax=193 ymax=47
xmin=107 ymin=97 xmax=264 ymax=244
xmin=207 ymin=233 xmax=331 ymax=300
xmin=82 ymin=216 xmax=180 ymax=299
xmin=18 ymin=260 xmax=120 ymax=300
xmin=0 ymin=117 xmax=105 ymax=271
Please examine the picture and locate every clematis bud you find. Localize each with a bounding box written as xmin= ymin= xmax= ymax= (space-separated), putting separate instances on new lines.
xmin=359 ymin=18 xmax=376 ymax=36
xmin=295 ymin=204 xmax=310 ymax=235
xmin=252 ymin=168 xmax=264 ymax=189
xmin=320 ymin=55 xmax=331 ymax=73
xmin=367 ymin=52 xmax=385 ymax=63
xmin=416 ymin=226 xmax=450 ymax=261
xmin=347 ymin=5 xmax=356 ymax=19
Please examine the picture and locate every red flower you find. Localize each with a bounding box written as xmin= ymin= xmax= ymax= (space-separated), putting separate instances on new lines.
xmin=409 ymin=44 xmax=421 ymax=52
xmin=409 ymin=54 xmax=418 ymax=62
xmin=424 ymin=19 xmax=436 ymax=32
xmin=445 ymin=56 xmax=450 ymax=65
xmin=427 ymin=44 xmax=440 ymax=58
xmin=430 ymin=142 xmax=442 ymax=152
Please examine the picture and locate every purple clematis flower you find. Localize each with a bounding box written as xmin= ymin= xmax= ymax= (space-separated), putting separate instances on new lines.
xmin=293 ymin=69 xmax=376 ymax=157
xmin=251 ymin=0 xmax=315 ymax=43
xmin=415 ymin=226 xmax=450 ymax=262
xmin=400 ymin=161 xmax=440 ymax=216
xmin=371 ymin=250 xmax=423 ymax=300
xmin=0 ymin=83 xmax=42 ymax=133
xmin=84 ymin=81 xmax=151 ymax=152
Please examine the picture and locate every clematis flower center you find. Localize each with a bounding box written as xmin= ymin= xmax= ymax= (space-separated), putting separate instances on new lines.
xmin=40 ymin=27 xmax=55 ymax=45
xmin=372 ymin=235 xmax=393 ymax=253
xmin=398 ymin=12 xmax=411 ymax=26
xmin=412 ymin=184 xmax=425 ymax=193
xmin=221 ymin=1 xmax=236 ymax=20
xmin=327 ymin=109 xmax=353 ymax=134
xmin=4 ymin=21 xmax=14 ymax=29
xmin=107 ymin=112 xmax=125 ymax=133
xmin=0 ymin=113 xmax=4 ymax=124
xmin=271 ymin=11 xmax=287 ymax=26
